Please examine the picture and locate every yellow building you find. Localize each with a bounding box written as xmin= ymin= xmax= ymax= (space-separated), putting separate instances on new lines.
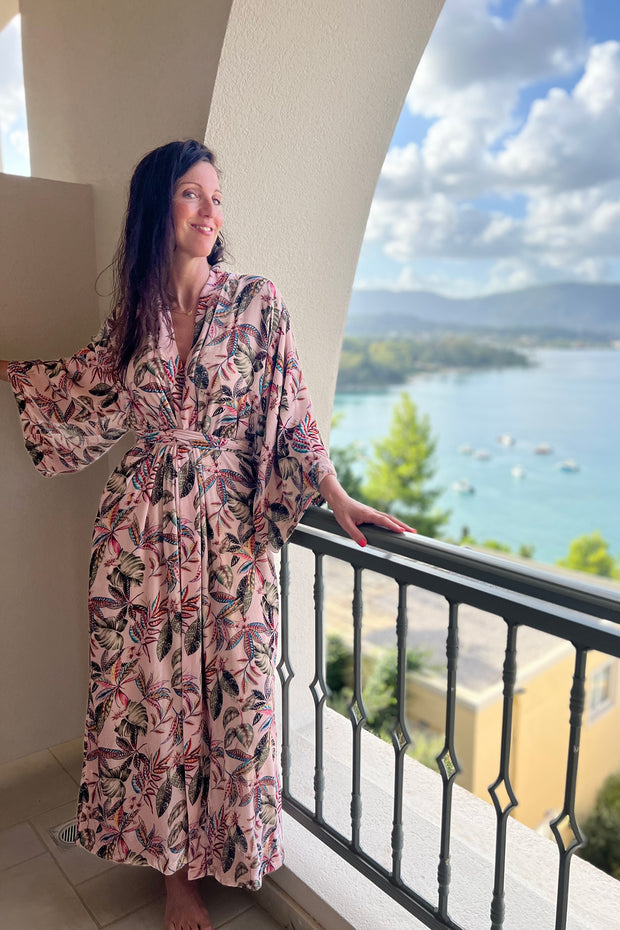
xmin=325 ymin=556 xmax=620 ymax=832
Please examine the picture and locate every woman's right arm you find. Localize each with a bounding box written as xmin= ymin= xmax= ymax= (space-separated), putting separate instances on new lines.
xmin=3 ymin=330 xmax=131 ymax=476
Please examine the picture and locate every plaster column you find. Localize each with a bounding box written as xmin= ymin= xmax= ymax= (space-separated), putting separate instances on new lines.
xmin=206 ymin=0 xmax=444 ymax=738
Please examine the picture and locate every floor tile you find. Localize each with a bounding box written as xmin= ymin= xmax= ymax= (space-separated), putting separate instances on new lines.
xmin=30 ymin=799 xmax=116 ymax=885
xmin=82 ymin=870 xmax=258 ymax=929
xmin=101 ymin=895 xmax=166 ymax=930
xmin=0 ymin=749 xmax=78 ymax=830
xmin=201 ymin=877 xmax=255 ymax=927
xmin=0 ymin=853 xmax=98 ymax=929
xmin=0 ymin=821 xmax=46 ymax=871
xmin=75 ymin=861 xmax=165 ymax=925
xmin=50 ymin=737 xmax=84 ymax=784
xmin=220 ymin=903 xmax=284 ymax=929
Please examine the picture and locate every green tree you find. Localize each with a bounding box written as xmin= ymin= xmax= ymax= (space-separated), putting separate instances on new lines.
xmin=326 ymin=633 xmax=352 ymax=694
xmin=329 ymin=411 xmax=365 ymax=500
xmin=579 ymin=774 xmax=620 ymax=879
xmin=361 ymin=392 xmax=449 ymax=537
xmin=557 ymin=531 xmax=619 ymax=578
xmin=363 ymin=646 xmax=427 ymax=736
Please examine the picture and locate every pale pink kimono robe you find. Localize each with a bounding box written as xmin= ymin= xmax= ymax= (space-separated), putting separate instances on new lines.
xmin=8 ymin=268 xmax=335 ymax=887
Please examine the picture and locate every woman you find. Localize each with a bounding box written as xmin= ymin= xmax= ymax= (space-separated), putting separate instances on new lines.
xmin=0 ymin=140 xmax=412 ymax=930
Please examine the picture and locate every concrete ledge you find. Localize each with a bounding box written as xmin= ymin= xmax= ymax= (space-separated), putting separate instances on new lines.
xmin=264 ymin=709 xmax=620 ymax=930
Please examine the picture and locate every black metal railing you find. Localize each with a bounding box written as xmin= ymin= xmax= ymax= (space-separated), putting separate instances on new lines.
xmin=278 ymin=507 xmax=620 ymax=930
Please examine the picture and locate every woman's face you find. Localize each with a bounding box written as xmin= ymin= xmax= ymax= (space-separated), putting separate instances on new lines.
xmin=171 ymin=160 xmax=223 ymax=261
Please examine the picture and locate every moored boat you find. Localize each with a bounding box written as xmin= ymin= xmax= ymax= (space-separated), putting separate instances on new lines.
xmin=451 ymin=479 xmax=475 ymax=494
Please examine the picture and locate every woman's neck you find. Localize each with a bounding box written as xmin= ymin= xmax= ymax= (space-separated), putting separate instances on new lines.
xmin=167 ymin=256 xmax=211 ymax=313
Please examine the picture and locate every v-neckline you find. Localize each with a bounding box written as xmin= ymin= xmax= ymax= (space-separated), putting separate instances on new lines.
xmin=167 ymin=269 xmax=228 ymax=386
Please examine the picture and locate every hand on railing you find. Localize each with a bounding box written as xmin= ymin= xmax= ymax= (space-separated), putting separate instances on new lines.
xmin=318 ymin=474 xmax=416 ymax=547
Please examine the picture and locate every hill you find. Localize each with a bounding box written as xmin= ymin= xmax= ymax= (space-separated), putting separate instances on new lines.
xmin=347 ymin=282 xmax=620 ymax=339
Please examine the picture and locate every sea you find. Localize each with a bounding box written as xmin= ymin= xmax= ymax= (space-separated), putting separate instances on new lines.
xmin=331 ymin=347 xmax=620 ymax=566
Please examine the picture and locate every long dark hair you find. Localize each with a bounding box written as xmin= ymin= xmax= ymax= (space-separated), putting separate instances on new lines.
xmin=108 ymin=140 xmax=226 ymax=374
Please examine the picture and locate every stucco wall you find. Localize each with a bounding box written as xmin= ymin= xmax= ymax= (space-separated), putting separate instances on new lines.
xmin=0 ymin=0 xmax=18 ymax=32
xmin=1 ymin=0 xmax=445 ymax=767
xmin=0 ymin=173 xmax=109 ymax=763
xmin=20 ymin=0 xmax=233 ymax=311
xmin=206 ymin=0 xmax=444 ymax=429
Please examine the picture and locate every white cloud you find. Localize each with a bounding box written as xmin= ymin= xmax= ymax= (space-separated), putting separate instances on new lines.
xmin=495 ymin=42 xmax=620 ymax=191
xmin=0 ymin=16 xmax=25 ymax=131
xmin=0 ymin=15 xmax=30 ymax=175
xmin=408 ymin=0 xmax=586 ymax=115
xmin=9 ymin=128 xmax=29 ymax=159
xmin=360 ymin=1 xmax=620 ymax=295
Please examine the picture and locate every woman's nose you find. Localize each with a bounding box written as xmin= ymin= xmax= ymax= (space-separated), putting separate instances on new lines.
xmin=199 ymin=198 xmax=214 ymax=215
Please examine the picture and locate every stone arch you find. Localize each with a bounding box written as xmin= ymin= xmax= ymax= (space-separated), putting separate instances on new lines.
xmin=207 ymin=0 xmax=444 ymax=427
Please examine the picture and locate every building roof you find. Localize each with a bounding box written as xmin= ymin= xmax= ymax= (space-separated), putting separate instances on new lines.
xmin=324 ymin=556 xmax=574 ymax=694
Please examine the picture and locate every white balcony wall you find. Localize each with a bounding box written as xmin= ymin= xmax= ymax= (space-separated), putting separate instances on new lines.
xmin=19 ymin=0 xmax=233 ymax=315
xmin=0 ymin=174 xmax=107 ymax=762
xmin=0 ymin=0 xmax=18 ymax=32
xmin=258 ymin=709 xmax=620 ymax=930
xmin=1 ymin=0 xmax=444 ymax=765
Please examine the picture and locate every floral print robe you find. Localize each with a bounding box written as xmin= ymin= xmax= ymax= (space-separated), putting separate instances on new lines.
xmin=8 ymin=268 xmax=336 ymax=887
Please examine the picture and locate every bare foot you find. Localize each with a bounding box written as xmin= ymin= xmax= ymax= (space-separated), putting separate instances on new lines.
xmin=164 ymin=867 xmax=213 ymax=930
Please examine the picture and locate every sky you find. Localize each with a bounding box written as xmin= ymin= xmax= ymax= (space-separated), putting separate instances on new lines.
xmin=0 ymin=15 xmax=28 ymax=176
xmin=355 ymin=0 xmax=620 ymax=296
xmin=1 ymin=2 xmax=619 ymax=298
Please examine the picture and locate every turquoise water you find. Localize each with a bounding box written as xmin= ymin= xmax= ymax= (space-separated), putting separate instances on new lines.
xmin=331 ymin=347 xmax=620 ymax=565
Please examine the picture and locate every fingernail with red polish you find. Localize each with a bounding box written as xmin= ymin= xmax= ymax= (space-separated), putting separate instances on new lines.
xmin=358 ymin=538 xmax=367 ymax=547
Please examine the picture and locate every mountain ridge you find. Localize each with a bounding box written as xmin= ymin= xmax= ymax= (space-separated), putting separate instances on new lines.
xmin=347 ymin=282 xmax=620 ymax=336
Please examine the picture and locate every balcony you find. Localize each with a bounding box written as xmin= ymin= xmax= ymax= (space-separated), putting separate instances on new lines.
xmin=2 ymin=507 xmax=620 ymax=929
xmin=267 ymin=507 xmax=620 ymax=930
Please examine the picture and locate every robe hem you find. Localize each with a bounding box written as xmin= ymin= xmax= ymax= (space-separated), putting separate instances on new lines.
xmin=75 ymin=834 xmax=283 ymax=889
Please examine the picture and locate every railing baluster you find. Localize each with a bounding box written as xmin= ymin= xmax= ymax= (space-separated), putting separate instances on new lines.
xmin=309 ymin=552 xmax=327 ymax=823
xmin=278 ymin=509 xmax=620 ymax=930
xmin=436 ymin=600 xmax=462 ymax=920
xmin=277 ymin=545 xmax=293 ymax=795
xmin=488 ymin=622 xmax=519 ymax=930
xmin=391 ymin=582 xmax=411 ymax=884
xmin=349 ymin=565 xmax=368 ymax=852
xmin=549 ymin=647 xmax=587 ymax=930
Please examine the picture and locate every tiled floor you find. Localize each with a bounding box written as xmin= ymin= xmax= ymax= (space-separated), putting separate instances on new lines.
xmin=0 ymin=739 xmax=285 ymax=930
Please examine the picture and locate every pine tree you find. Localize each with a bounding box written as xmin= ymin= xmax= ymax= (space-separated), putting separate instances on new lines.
xmin=557 ymin=531 xmax=619 ymax=578
xmin=361 ymin=392 xmax=449 ymax=537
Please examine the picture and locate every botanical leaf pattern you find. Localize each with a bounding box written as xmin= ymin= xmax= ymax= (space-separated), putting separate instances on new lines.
xmin=7 ymin=268 xmax=335 ymax=887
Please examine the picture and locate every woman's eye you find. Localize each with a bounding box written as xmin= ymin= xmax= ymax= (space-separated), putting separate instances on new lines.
xmin=213 ymin=197 xmax=221 ymax=206
xmin=183 ymin=189 xmax=198 ymax=198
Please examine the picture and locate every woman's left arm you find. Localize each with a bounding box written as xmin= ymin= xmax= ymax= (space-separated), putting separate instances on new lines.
xmin=318 ymin=473 xmax=416 ymax=547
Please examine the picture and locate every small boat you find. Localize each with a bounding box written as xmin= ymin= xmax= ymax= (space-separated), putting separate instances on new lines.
xmin=458 ymin=444 xmax=473 ymax=455
xmin=473 ymin=449 xmax=491 ymax=461
xmin=451 ymin=479 xmax=475 ymax=494
xmin=556 ymin=459 xmax=580 ymax=473
xmin=498 ymin=433 xmax=515 ymax=446
xmin=511 ymin=465 xmax=526 ymax=479
xmin=534 ymin=443 xmax=553 ymax=455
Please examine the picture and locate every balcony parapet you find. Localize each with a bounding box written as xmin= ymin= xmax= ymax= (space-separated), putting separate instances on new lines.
xmin=275 ymin=507 xmax=620 ymax=929
xmin=261 ymin=709 xmax=620 ymax=930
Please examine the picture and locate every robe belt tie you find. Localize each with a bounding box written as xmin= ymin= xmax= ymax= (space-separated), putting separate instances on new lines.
xmin=138 ymin=429 xmax=251 ymax=453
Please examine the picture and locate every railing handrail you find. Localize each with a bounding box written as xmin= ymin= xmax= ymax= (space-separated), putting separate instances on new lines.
xmin=282 ymin=507 xmax=620 ymax=930
xmin=298 ymin=507 xmax=620 ymax=625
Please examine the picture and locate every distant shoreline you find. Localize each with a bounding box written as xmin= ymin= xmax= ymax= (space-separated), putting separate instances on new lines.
xmin=336 ymin=337 xmax=617 ymax=393
xmin=336 ymin=334 xmax=531 ymax=392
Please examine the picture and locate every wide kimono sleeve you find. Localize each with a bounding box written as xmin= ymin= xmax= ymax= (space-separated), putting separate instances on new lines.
xmin=252 ymin=283 xmax=337 ymax=551
xmin=7 ymin=320 xmax=131 ymax=477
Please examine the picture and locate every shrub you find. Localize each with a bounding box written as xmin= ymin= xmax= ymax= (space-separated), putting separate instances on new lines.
xmin=579 ymin=773 xmax=620 ymax=879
